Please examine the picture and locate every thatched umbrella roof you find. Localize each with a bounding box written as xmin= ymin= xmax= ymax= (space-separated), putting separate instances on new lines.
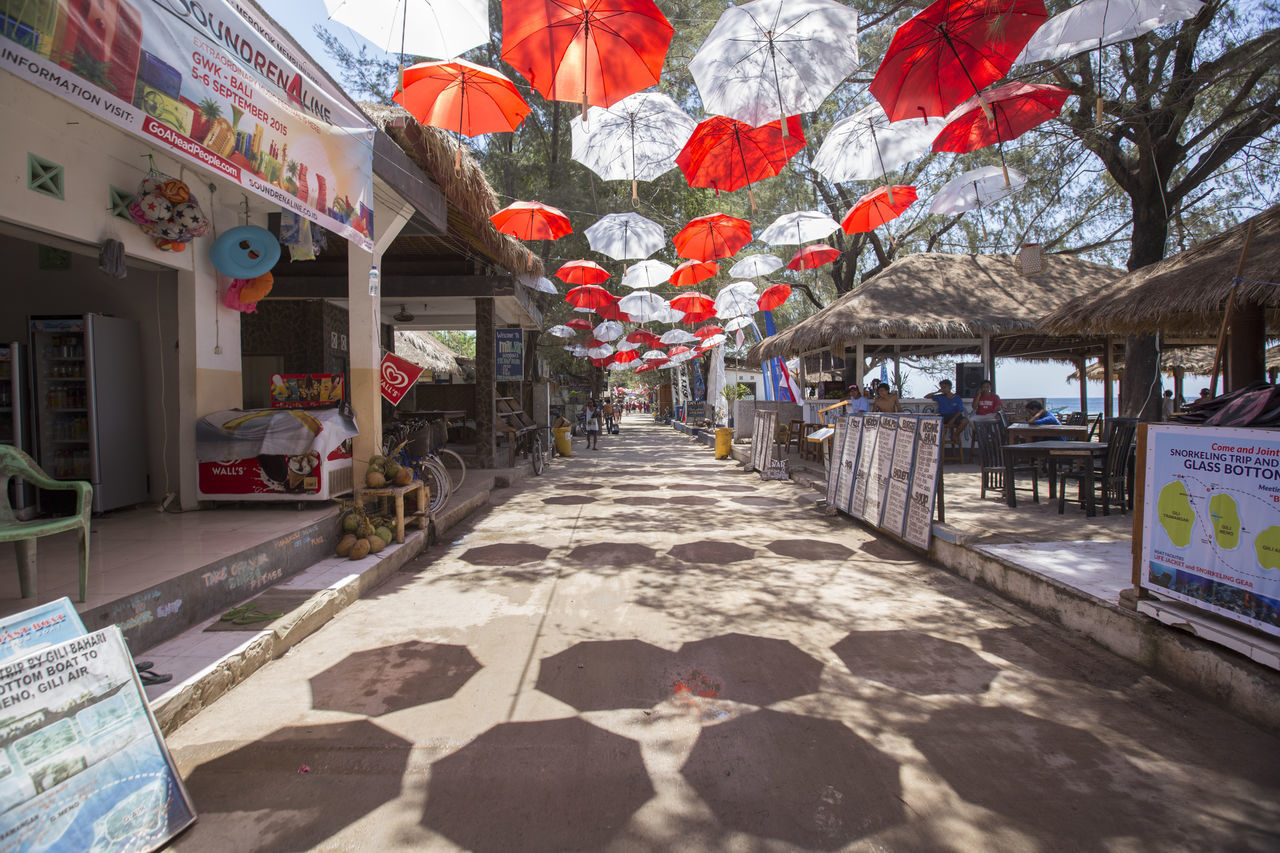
xmin=1067 ymin=344 xmax=1280 ymax=381
xmin=394 ymin=330 xmax=465 ymax=377
xmin=1042 ymin=205 xmax=1280 ymax=337
xmin=362 ymin=103 xmax=543 ymax=278
xmin=749 ymin=252 xmax=1124 ymax=362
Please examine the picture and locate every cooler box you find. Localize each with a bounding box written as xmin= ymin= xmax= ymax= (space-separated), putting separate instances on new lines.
xmin=196 ymin=408 xmax=357 ymax=501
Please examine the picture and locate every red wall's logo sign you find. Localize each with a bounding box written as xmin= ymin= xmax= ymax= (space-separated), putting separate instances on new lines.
xmin=380 ymin=352 xmax=423 ymax=405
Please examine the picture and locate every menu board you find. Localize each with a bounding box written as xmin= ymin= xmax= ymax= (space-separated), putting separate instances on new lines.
xmin=833 ymin=417 xmax=862 ymax=515
xmin=750 ymin=409 xmax=778 ymax=474
xmin=904 ymin=417 xmax=942 ymax=549
xmin=882 ymin=416 xmax=918 ymax=537
xmin=825 ymin=418 xmax=847 ymax=508
xmin=851 ymin=415 xmax=879 ymax=519
xmin=870 ymin=416 xmax=898 ymax=526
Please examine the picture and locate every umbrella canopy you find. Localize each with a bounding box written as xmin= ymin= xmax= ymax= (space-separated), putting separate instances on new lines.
xmin=788 ymin=244 xmax=841 ymax=270
xmin=517 ymin=274 xmax=558 ymax=294
xmin=758 ymin=210 xmax=842 ymax=246
xmin=627 ymin=329 xmax=663 ymax=346
xmin=570 ymin=92 xmax=696 ymax=189
xmin=322 ymin=0 xmax=489 ymax=59
xmin=491 ymin=201 xmax=572 ymax=240
xmin=660 ymin=329 xmax=700 ymax=344
xmin=596 ymin=301 xmax=631 ymax=321
xmin=757 ymin=282 xmax=792 ymax=311
xmin=641 ymin=349 xmax=668 ymax=361
xmin=565 ymin=283 xmax=616 ymax=310
xmin=869 ymin=0 xmax=1048 ymax=122
xmin=615 ymin=338 xmax=641 ymax=351
xmin=612 ymin=349 xmax=641 ymax=364
xmin=680 ymin=304 xmax=718 ymax=324
xmin=565 ymin=317 xmax=594 ymax=331
xmin=811 ymin=102 xmax=939 ymax=184
xmin=676 ymin=115 xmax=805 ymax=195
xmin=689 ymin=0 xmax=860 ymax=128
xmin=729 ymin=254 xmax=784 ymax=278
xmin=928 ymin=165 xmax=1028 ymax=215
xmin=635 ymin=363 xmax=660 ymax=373
xmin=584 ymin=212 xmax=665 ymax=260
xmin=621 ymin=260 xmax=675 ymax=290
xmin=667 ymin=345 xmax=693 ymax=357
xmin=670 ymin=259 xmax=720 ymax=287
xmin=546 ymin=324 xmax=577 ymax=337
xmin=714 ymin=281 xmax=759 ymax=318
xmin=501 ymin=0 xmax=674 ymax=112
xmin=593 ymin=320 xmax=624 ymax=341
xmin=617 ymin=291 xmax=670 ymax=321
xmin=842 ymin=186 xmax=918 ymax=234
xmin=932 ymin=82 xmax=1071 ymax=153
xmin=669 ymin=292 xmax=714 ymax=314
xmin=556 ymin=260 xmax=611 ymax=285
xmin=1017 ymin=0 xmax=1204 ymax=66
xmin=725 ymin=315 xmax=754 ymax=331
xmin=701 ymin=333 xmax=728 ymax=348
xmin=393 ymin=59 xmax=530 ymax=138
xmin=694 ymin=325 xmax=725 ymax=340
xmin=586 ymin=343 xmax=615 ymax=358
xmin=673 ymin=213 xmax=753 ymax=261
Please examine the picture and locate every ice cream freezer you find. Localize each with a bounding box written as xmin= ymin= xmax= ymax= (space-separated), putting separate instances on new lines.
xmin=196 ymin=408 xmax=356 ymax=501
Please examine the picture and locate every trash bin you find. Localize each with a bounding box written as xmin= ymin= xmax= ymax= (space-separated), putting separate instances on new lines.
xmin=715 ymin=427 xmax=734 ymax=459
xmin=553 ymin=426 xmax=572 ymax=457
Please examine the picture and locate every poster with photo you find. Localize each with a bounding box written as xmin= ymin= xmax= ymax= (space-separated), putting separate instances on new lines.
xmin=0 ymin=599 xmax=85 ymax=663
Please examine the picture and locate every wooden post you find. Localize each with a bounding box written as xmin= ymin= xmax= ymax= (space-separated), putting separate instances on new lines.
xmin=1227 ymin=299 xmax=1266 ymax=392
xmin=474 ymin=297 xmax=496 ymax=468
xmin=1103 ymin=337 xmax=1115 ymax=421
xmin=981 ymin=334 xmax=994 ymax=388
xmin=855 ymin=342 xmax=865 ymax=390
xmin=1210 ymin=220 xmax=1256 ymax=396
xmin=1076 ymin=357 xmax=1088 ymax=415
xmin=1173 ymin=366 xmax=1185 ymax=411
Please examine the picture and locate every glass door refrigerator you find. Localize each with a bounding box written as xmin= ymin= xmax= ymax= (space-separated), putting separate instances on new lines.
xmin=30 ymin=315 xmax=148 ymax=513
xmin=1 ymin=341 xmax=34 ymax=516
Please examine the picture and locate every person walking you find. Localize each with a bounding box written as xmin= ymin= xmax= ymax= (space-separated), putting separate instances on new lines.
xmin=584 ymin=400 xmax=601 ymax=450
xmin=603 ymin=398 xmax=616 ymax=433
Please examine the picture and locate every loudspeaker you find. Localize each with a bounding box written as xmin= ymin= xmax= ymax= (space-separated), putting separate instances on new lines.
xmin=956 ymin=363 xmax=985 ymax=397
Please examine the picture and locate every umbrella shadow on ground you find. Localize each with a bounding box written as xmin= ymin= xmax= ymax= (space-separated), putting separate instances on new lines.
xmin=976 ymin=625 xmax=1143 ymax=690
xmin=542 ymin=494 xmax=596 ymax=505
xmin=536 ymin=639 xmax=674 ymax=711
xmin=309 ymin=641 xmax=481 ymax=716
xmin=180 ymin=720 xmax=411 ymax=852
xmin=766 ymin=538 xmax=856 ymax=561
xmin=833 ymin=630 xmax=1000 ymax=695
xmin=421 ymin=717 xmax=654 ymax=853
xmin=566 ymin=541 xmax=658 ymax=567
xmin=668 ymin=540 xmax=756 ymax=564
xmin=459 ymin=543 xmax=552 ymax=566
xmin=681 ymin=708 xmax=903 ymax=850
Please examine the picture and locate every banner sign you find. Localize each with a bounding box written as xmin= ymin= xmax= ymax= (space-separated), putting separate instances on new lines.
xmin=750 ymin=409 xmax=777 ymax=474
xmin=0 ymin=0 xmax=375 ymax=250
xmin=0 ymin=626 xmax=197 ymax=851
xmin=0 ymin=598 xmax=85 ymax=663
xmin=495 ymin=329 xmax=523 ymax=381
xmin=1141 ymin=424 xmax=1280 ymax=638
xmin=269 ymin=373 xmax=344 ymax=408
xmin=379 ymin=352 xmax=423 ymax=405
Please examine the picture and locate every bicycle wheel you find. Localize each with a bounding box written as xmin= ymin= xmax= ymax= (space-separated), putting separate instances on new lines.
xmin=436 ymin=448 xmax=466 ymax=491
xmin=531 ymin=432 xmax=545 ymax=475
xmin=410 ymin=457 xmax=450 ymax=515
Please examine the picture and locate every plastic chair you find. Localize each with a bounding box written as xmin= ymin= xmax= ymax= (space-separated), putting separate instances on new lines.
xmin=0 ymin=445 xmax=92 ymax=601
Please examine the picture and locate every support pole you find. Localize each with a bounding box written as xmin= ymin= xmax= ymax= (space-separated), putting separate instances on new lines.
xmin=981 ymin=334 xmax=994 ymax=388
xmin=1103 ymin=337 xmax=1115 ymax=422
xmin=1077 ymin=357 xmax=1088 ymax=415
xmin=855 ymin=342 xmax=865 ymax=390
xmin=474 ymin=297 xmax=496 ymax=468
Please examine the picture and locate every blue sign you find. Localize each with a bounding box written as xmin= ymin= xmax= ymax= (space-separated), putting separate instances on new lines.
xmin=0 ymin=598 xmax=85 ymax=663
xmin=495 ymin=329 xmax=524 ymax=381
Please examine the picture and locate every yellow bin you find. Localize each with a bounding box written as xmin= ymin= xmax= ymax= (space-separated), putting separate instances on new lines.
xmin=715 ymin=427 xmax=734 ymax=459
xmin=553 ymin=426 xmax=573 ymax=457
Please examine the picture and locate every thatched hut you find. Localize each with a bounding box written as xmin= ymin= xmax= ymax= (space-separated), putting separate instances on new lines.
xmin=394 ymin=330 xmax=468 ymax=380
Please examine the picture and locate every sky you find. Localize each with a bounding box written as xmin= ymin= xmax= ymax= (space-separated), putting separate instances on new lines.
xmin=254 ymin=1 xmax=1202 ymax=400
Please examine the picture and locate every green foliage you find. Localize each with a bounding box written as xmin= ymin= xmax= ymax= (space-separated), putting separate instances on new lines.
xmin=431 ymin=330 xmax=477 ymax=358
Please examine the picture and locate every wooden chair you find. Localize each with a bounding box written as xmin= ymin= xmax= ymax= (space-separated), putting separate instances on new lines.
xmin=800 ymin=422 xmax=824 ymax=463
xmin=973 ymin=421 xmax=1038 ymax=503
xmin=941 ymin=422 xmax=965 ymax=464
xmin=0 ymin=445 xmax=92 ymax=601
xmin=1059 ymin=418 xmax=1137 ymax=515
xmin=785 ymin=419 xmax=804 ymax=455
xmin=1065 ymin=411 xmax=1089 ymax=426
xmin=1087 ymin=412 xmax=1105 ymax=441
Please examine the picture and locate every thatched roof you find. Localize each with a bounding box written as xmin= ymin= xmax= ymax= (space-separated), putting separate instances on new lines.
xmin=749 ymin=252 xmax=1125 ymax=362
xmin=394 ymin=330 xmax=465 ymax=377
xmin=362 ymin=103 xmax=542 ymax=277
xmin=1042 ymin=205 xmax=1280 ymax=336
xmin=1067 ymin=344 xmax=1280 ymax=381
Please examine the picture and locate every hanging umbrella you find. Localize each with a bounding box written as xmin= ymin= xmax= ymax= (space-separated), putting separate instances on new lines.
xmin=1017 ymin=0 xmax=1204 ymax=66
xmin=680 ymin=304 xmax=718 ymax=324
xmin=517 ymin=274 xmax=558 ymax=294
xmin=700 ymin=333 xmax=728 ymax=348
xmin=491 ymin=201 xmax=572 ymax=240
xmin=587 ymin=343 xmax=615 ymax=359
xmin=669 ymin=292 xmax=714 ymax=316
xmin=616 ymin=338 xmax=641 ymax=351
xmin=593 ymin=320 xmax=624 ymax=341
xmin=694 ymin=325 xmax=725 ymax=339
xmin=758 ymin=210 xmax=841 ymax=246
xmin=689 ymin=0 xmax=860 ymax=130
xmin=546 ymin=324 xmax=577 ymax=337
xmin=627 ymin=329 xmax=663 ymax=346
xmin=724 ymin=315 xmax=754 ymax=332
xmin=660 ymin=329 xmax=699 ymax=345
xmin=635 ymin=363 xmax=659 ymax=373
xmin=565 ymin=284 xmax=615 ymax=310
xmin=811 ymin=102 xmax=939 ymax=185
xmin=641 ymin=349 xmax=669 ymax=361
xmin=556 ymin=260 xmax=611 ymax=285
xmin=869 ymin=0 xmax=1048 ymax=122
xmin=565 ymin=318 xmax=595 ymax=331
xmin=676 ymin=116 xmax=805 ymax=208
xmin=928 ymin=165 xmax=1028 ymax=215
xmin=584 ymin=212 xmax=665 ymax=261
xmin=932 ymin=82 xmax=1070 ymax=160
xmin=654 ymin=305 xmax=687 ymax=323
xmin=617 ymin=291 xmax=670 ymax=322
xmin=787 ymin=244 xmax=840 ymax=270
xmin=729 ymin=254 xmax=783 ymax=278
xmin=841 ymin=186 xmax=918 ymax=234
xmin=621 ymin=260 xmax=675 ymax=290
xmin=570 ymin=92 xmax=697 ymax=200
xmin=322 ymin=0 xmax=489 ymax=60
xmin=757 ymin=282 xmax=792 ymax=311
xmin=714 ymin=281 xmax=759 ymax=319
xmin=670 ymin=259 xmax=719 ymax=287
xmin=394 ymin=59 xmax=530 ymax=149
xmin=501 ymin=0 xmax=674 ymax=117
xmin=673 ymin=213 xmax=753 ymax=261
xmin=596 ymin=301 xmax=630 ymax=322
xmin=612 ymin=350 xmax=641 ymax=364
xmin=667 ymin=345 xmax=693 ymax=358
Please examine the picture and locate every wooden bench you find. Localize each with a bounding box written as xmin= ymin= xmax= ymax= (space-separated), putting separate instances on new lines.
xmin=0 ymin=445 xmax=91 ymax=601
xmin=496 ymin=396 xmax=538 ymax=467
xmin=352 ymin=481 xmax=428 ymax=543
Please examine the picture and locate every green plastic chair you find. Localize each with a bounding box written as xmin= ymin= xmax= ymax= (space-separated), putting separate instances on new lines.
xmin=0 ymin=445 xmax=92 ymax=602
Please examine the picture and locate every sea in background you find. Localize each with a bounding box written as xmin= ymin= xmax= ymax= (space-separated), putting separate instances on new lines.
xmin=1046 ymin=397 xmax=1105 ymax=414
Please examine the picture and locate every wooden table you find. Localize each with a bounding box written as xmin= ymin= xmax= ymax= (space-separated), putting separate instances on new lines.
xmin=1006 ymin=424 xmax=1091 ymax=443
xmin=1003 ymin=440 xmax=1109 ymax=513
xmin=352 ymin=481 xmax=429 ymax=542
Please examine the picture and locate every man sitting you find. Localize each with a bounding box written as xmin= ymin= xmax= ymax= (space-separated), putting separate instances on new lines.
xmin=1024 ymin=399 xmax=1061 ymax=425
xmin=926 ymin=380 xmax=968 ymax=431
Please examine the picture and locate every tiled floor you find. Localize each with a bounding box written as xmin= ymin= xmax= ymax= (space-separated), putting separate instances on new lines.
xmin=976 ymin=540 xmax=1134 ymax=602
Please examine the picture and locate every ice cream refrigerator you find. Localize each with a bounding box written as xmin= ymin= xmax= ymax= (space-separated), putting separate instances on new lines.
xmin=30 ymin=315 xmax=148 ymax=513
xmin=1 ymin=340 xmax=35 ymax=515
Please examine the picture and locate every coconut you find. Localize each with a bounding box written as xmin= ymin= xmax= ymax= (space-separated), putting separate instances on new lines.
xmin=349 ymin=538 xmax=371 ymax=560
xmin=365 ymin=470 xmax=387 ymax=488
xmin=383 ymin=460 xmax=402 ymax=479
xmin=368 ymin=535 xmax=387 ymax=553
xmin=336 ymin=534 xmax=357 ymax=557
xmin=374 ymin=526 xmax=394 ymax=544
xmin=356 ymin=520 xmax=374 ymax=539
xmin=341 ymin=514 xmax=360 ymax=534
xmin=393 ymin=466 xmax=414 ymax=486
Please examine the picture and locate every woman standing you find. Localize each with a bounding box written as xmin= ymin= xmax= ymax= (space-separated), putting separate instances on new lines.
xmin=583 ymin=400 xmax=601 ymax=450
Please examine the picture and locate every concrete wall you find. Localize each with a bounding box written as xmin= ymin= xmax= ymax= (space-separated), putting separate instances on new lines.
xmin=732 ymin=400 xmax=804 ymax=439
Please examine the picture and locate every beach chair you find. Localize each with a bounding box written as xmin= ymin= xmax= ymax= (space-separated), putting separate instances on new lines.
xmin=974 ymin=421 xmax=1038 ymax=503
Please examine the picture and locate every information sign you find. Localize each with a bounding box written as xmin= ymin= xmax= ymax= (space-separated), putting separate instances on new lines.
xmin=495 ymin=329 xmax=524 ymax=381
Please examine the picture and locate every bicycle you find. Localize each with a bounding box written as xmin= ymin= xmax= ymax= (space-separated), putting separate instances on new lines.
xmin=512 ymin=425 xmax=546 ymax=475
xmin=381 ymin=418 xmax=466 ymax=514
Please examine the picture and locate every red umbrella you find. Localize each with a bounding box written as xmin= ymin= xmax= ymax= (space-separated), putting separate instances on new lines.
xmin=673 ymin=213 xmax=752 ymax=261
xmin=635 ymin=362 xmax=659 ymax=373
xmin=670 ymin=259 xmax=719 ymax=287
xmin=394 ymin=59 xmax=531 ymax=140
xmin=556 ymin=260 xmax=611 ymax=285
xmin=501 ymin=0 xmax=674 ymax=116
xmin=676 ymin=116 xmax=805 ymax=208
xmin=491 ymin=201 xmax=572 ymax=240
xmin=596 ymin=301 xmax=631 ymax=322
xmin=841 ymin=186 xmax=919 ymax=234
xmin=932 ymin=82 xmax=1070 ymax=153
xmin=667 ymin=345 xmax=692 ymax=357
xmin=680 ymin=305 xmax=717 ymax=324
xmin=757 ymin=282 xmax=792 ymax=311
xmin=669 ymin=292 xmax=714 ymax=315
xmin=626 ymin=329 xmax=662 ymax=346
xmin=787 ymin=244 xmax=841 ymax=270
xmin=613 ymin=349 xmax=641 ymax=364
xmin=590 ymin=355 xmax=616 ymax=367
xmin=565 ymin=317 xmax=594 ymax=331
xmin=565 ymin=284 xmax=615 ymax=310
xmin=869 ymin=0 xmax=1048 ymax=122
xmin=693 ymin=325 xmax=724 ymax=340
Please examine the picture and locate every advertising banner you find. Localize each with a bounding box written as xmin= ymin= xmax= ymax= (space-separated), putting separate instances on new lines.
xmin=0 ymin=599 xmax=85 ymax=664
xmin=0 ymin=627 xmax=197 ymax=851
xmin=495 ymin=329 xmax=523 ymax=381
xmin=269 ymin=373 xmax=344 ymax=408
xmin=1141 ymin=424 xmax=1280 ymax=638
xmin=379 ymin=352 xmax=423 ymax=405
xmin=0 ymin=0 xmax=375 ymax=250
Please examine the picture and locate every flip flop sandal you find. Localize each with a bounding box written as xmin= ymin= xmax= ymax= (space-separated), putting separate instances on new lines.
xmin=221 ymin=603 xmax=285 ymax=625
xmin=138 ymin=669 xmax=172 ymax=686
xmin=134 ymin=660 xmax=155 ymax=672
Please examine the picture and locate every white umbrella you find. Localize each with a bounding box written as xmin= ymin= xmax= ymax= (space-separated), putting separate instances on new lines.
xmin=701 ymin=333 xmax=728 ymax=348
xmin=729 ymin=254 xmax=784 ymax=278
xmin=617 ymin=291 xmax=671 ymax=322
xmin=660 ymin=329 xmax=699 ymax=345
xmin=573 ymin=306 xmax=595 ymax=313
xmin=587 ymin=343 xmax=614 ymax=359
xmin=616 ymin=338 xmax=642 ymax=351
xmin=714 ymin=281 xmax=759 ymax=319
xmin=571 ymin=92 xmax=697 ymax=199
xmin=690 ymin=0 xmax=860 ymax=130
xmin=608 ymin=361 xmax=634 ymax=372
xmin=724 ymin=315 xmax=754 ymax=332
xmin=322 ymin=0 xmax=489 ymax=60
xmin=572 ymin=345 xmax=590 ymax=357
xmin=1017 ymin=0 xmax=1205 ymax=66
xmin=652 ymin=305 xmax=687 ymax=324
xmin=518 ymin=274 xmax=558 ymax=294
xmin=593 ymin=320 xmax=624 ymax=342
xmin=641 ymin=349 xmax=668 ymax=361
xmin=811 ymin=102 xmax=939 ymax=184
xmin=584 ymin=212 xmax=665 ymax=261
xmin=928 ymin=166 xmax=1028 ymax=216
xmin=758 ymin=210 xmax=841 ymax=246
xmin=547 ymin=324 xmax=577 ymax=337
xmin=621 ymin=260 xmax=675 ymax=290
